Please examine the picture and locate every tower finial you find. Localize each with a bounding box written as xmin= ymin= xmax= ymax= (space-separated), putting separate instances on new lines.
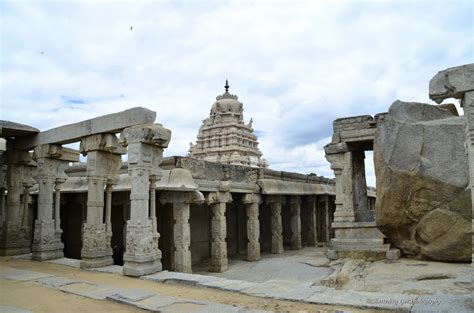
xmin=225 ymin=79 xmax=229 ymax=93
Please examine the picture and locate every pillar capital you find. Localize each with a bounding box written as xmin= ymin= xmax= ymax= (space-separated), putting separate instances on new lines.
xmin=288 ymin=195 xmax=301 ymax=205
xmin=265 ymin=195 xmax=286 ymax=205
xmin=34 ymin=144 xmax=79 ymax=162
xmin=206 ymin=191 xmax=232 ymax=205
xmin=80 ymin=133 xmax=126 ymax=156
xmin=119 ymin=124 xmax=171 ymax=148
xmin=242 ymin=193 xmax=262 ymax=205
xmin=304 ymin=195 xmax=317 ymax=203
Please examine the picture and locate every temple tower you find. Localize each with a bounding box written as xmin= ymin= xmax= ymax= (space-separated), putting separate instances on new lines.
xmin=188 ymin=81 xmax=268 ymax=168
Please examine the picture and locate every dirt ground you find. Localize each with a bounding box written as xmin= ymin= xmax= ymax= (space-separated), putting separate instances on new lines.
xmin=0 ymin=257 xmax=390 ymax=313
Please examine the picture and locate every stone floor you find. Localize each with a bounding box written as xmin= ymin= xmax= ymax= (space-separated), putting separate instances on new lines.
xmin=1 ymin=248 xmax=472 ymax=312
xmin=193 ymin=247 xmax=473 ymax=312
xmin=0 ymin=267 xmax=269 ymax=313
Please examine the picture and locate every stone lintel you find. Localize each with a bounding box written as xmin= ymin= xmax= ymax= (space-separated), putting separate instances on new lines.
xmin=429 ymin=63 xmax=474 ymax=103
xmin=0 ymin=120 xmax=39 ymax=138
xmin=15 ymin=107 xmax=157 ymax=150
xmin=159 ymin=190 xmax=205 ymax=205
xmin=339 ymin=128 xmax=376 ymax=143
xmin=258 ymin=179 xmax=335 ymax=196
xmin=33 ymin=144 xmax=79 ymax=162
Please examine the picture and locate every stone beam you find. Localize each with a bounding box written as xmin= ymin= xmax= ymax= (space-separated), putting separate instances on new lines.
xmin=14 ymin=107 xmax=156 ymax=150
xmin=429 ymin=63 xmax=474 ymax=103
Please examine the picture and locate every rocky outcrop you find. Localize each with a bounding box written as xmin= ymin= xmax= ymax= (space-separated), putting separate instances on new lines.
xmin=374 ymin=100 xmax=471 ymax=262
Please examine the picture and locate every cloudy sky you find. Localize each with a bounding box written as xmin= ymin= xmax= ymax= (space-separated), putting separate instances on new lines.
xmin=1 ymin=0 xmax=472 ymax=185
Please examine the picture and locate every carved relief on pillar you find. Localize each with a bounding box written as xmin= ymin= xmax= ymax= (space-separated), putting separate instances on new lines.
xmin=80 ymin=134 xmax=123 ymax=268
xmin=325 ymin=151 xmax=355 ymax=222
xmin=206 ymin=191 xmax=232 ymax=272
xmin=265 ymin=195 xmax=285 ymax=254
xmin=288 ymin=196 xmax=302 ymax=250
xmin=81 ymin=223 xmax=108 ymax=257
xmin=32 ymin=144 xmax=78 ymax=261
xmin=125 ymin=222 xmax=158 ymax=256
xmin=120 ymin=124 xmax=171 ymax=276
xmin=242 ymin=193 xmax=262 ymax=261
xmin=0 ymin=148 xmax=37 ymax=256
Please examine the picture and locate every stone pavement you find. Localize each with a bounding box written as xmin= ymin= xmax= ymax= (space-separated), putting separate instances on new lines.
xmin=0 ymin=268 xmax=269 ymax=313
xmin=143 ymin=270 xmax=471 ymax=312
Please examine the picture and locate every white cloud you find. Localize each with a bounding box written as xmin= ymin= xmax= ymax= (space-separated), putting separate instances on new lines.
xmin=1 ymin=0 xmax=472 ymax=184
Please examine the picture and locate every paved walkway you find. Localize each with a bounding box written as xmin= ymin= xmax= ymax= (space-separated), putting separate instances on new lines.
xmin=3 ymin=251 xmax=472 ymax=312
xmin=0 ymin=268 xmax=268 ymax=313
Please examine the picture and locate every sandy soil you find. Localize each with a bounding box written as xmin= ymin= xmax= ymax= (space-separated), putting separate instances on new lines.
xmin=0 ymin=257 xmax=389 ymax=313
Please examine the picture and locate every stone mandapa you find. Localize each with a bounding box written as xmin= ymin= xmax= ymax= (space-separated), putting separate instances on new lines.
xmin=374 ymin=100 xmax=471 ymax=262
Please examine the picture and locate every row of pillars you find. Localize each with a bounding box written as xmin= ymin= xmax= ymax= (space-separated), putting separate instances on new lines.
xmin=0 ymin=123 xmax=173 ymax=278
xmin=161 ymin=192 xmax=334 ymax=274
xmin=0 ymin=123 xmax=334 ymax=277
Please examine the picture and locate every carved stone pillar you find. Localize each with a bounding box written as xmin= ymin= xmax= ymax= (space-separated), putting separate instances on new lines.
xmin=120 ymin=124 xmax=171 ymax=276
xmin=0 ymin=165 xmax=5 ymax=226
xmin=105 ymin=180 xmax=115 ymax=248
xmin=242 ymin=193 xmax=261 ymax=261
xmin=80 ymin=134 xmax=124 ymax=268
xmin=160 ymin=191 xmax=204 ymax=273
xmin=32 ymin=144 xmax=78 ymax=260
xmin=149 ymin=175 xmax=159 ymax=250
xmin=206 ymin=188 xmax=232 ymax=272
xmin=0 ymin=149 xmax=36 ymax=256
xmin=265 ymin=195 xmax=285 ymax=254
xmin=289 ymin=196 xmax=302 ymax=250
xmin=323 ymin=195 xmax=331 ymax=242
xmin=305 ymin=196 xmax=318 ymax=246
xmin=325 ymin=150 xmax=355 ymax=222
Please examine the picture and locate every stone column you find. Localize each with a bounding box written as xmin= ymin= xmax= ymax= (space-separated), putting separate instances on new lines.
xmin=32 ymin=144 xmax=78 ymax=261
xmin=160 ymin=190 xmax=204 ymax=273
xmin=242 ymin=193 xmax=261 ymax=261
xmin=149 ymin=175 xmax=159 ymax=250
xmin=323 ymin=195 xmax=331 ymax=242
xmin=206 ymin=187 xmax=232 ymax=272
xmin=265 ymin=195 xmax=285 ymax=254
xmin=305 ymin=196 xmax=318 ymax=246
xmin=0 ymin=149 xmax=36 ymax=256
xmin=54 ymin=179 xmax=64 ymax=232
xmin=104 ymin=180 xmax=115 ymax=248
xmin=0 ymin=165 xmax=6 ymax=226
xmin=289 ymin=196 xmax=302 ymax=250
xmin=80 ymin=134 xmax=124 ymax=268
xmin=325 ymin=150 xmax=355 ymax=222
xmin=120 ymin=124 xmax=171 ymax=276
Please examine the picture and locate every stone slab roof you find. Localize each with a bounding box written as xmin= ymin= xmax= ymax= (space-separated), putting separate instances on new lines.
xmin=0 ymin=120 xmax=39 ymax=138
